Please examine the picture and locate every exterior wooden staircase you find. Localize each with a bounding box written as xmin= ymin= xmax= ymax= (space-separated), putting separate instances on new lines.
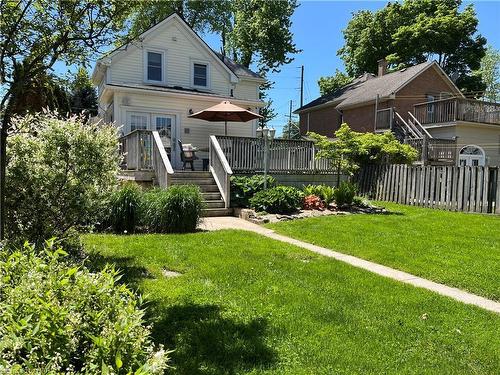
xmin=169 ymin=171 xmax=233 ymax=217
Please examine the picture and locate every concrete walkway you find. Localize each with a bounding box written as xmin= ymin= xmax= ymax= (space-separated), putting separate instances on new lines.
xmin=199 ymin=217 xmax=500 ymax=315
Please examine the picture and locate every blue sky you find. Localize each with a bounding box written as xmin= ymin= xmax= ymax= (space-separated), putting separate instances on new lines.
xmin=62 ymin=1 xmax=500 ymax=136
xmin=260 ymin=0 xmax=500 ymax=135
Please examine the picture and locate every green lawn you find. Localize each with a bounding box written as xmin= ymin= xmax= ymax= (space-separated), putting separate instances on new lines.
xmin=84 ymin=231 xmax=499 ymax=375
xmin=267 ymin=202 xmax=500 ymax=301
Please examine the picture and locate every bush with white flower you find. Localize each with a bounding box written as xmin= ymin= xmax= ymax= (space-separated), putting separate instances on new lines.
xmin=0 ymin=240 xmax=170 ymax=374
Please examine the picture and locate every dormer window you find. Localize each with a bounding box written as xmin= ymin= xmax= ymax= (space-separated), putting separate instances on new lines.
xmin=193 ymin=62 xmax=208 ymax=88
xmin=144 ymin=50 xmax=164 ymax=83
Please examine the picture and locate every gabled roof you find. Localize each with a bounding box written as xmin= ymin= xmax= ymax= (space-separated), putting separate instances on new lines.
xmin=295 ymin=61 xmax=462 ymax=113
xmin=93 ymin=13 xmax=263 ymax=82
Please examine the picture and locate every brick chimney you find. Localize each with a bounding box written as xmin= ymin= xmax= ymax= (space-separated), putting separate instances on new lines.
xmin=377 ymin=58 xmax=387 ymax=77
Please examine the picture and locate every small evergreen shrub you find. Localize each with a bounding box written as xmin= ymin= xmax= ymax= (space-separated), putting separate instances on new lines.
xmin=0 ymin=240 xmax=169 ymax=373
xmin=109 ymin=182 xmax=143 ymax=233
xmin=250 ymin=186 xmax=304 ymax=214
xmin=142 ymin=185 xmax=203 ymax=233
xmin=302 ymin=184 xmax=335 ymax=205
xmin=333 ymin=181 xmax=358 ymax=206
xmin=230 ymin=175 xmax=276 ymax=207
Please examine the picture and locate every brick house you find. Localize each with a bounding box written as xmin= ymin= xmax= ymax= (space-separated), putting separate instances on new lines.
xmin=295 ymin=60 xmax=500 ymax=166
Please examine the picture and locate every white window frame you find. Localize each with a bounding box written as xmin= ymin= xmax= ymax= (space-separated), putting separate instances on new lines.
xmin=458 ymin=144 xmax=485 ymax=167
xmin=143 ymin=49 xmax=166 ymax=84
xmin=191 ymin=59 xmax=210 ymax=89
xmin=126 ymin=111 xmax=150 ymax=133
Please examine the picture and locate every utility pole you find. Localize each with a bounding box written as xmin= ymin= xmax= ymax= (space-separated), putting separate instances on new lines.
xmin=288 ymin=100 xmax=292 ymax=139
xmin=300 ymin=65 xmax=304 ymax=108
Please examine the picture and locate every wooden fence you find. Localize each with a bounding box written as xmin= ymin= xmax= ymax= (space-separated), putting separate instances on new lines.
xmin=356 ymin=164 xmax=500 ymax=214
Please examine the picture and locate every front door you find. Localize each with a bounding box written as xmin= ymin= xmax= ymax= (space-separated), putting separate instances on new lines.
xmin=152 ymin=114 xmax=179 ymax=169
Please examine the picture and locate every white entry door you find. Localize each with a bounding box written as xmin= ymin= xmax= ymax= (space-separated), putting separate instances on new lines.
xmin=152 ymin=114 xmax=179 ymax=169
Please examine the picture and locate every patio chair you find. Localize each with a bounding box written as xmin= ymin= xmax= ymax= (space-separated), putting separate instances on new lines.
xmin=178 ymin=140 xmax=199 ymax=171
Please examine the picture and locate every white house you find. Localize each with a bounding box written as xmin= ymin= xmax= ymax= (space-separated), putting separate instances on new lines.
xmin=92 ymin=13 xmax=266 ymax=170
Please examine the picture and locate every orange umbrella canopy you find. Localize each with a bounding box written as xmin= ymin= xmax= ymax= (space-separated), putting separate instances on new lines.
xmin=189 ymin=100 xmax=262 ymax=135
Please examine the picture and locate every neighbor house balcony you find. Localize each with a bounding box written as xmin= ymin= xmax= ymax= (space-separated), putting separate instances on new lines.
xmin=413 ymin=98 xmax=500 ymax=127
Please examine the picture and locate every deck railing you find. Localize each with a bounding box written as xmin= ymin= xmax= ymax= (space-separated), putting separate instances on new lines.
xmin=375 ymin=108 xmax=393 ymax=132
xmin=209 ymin=135 xmax=233 ymax=208
xmin=215 ymin=136 xmax=336 ymax=174
xmin=405 ymin=137 xmax=456 ymax=164
xmin=414 ymin=98 xmax=500 ymax=125
xmin=119 ymin=129 xmax=174 ymax=186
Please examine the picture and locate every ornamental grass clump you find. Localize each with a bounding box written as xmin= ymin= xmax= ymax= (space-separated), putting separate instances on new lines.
xmin=142 ymin=185 xmax=204 ymax=233
xmin=108 ymin=182 xmax=143 ymax=233
xmin=0 ymin=240 xmax=169 ymax=374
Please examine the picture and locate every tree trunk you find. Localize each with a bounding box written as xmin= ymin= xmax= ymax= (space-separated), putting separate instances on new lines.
xmin=0 ymin=116 xmax=8 ymax=240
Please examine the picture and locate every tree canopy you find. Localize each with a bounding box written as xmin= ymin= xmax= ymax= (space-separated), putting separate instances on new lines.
xmin=317 ymin=69 xmax=353 ymax=96
xmin=120 ymin=0 xmax=300 ymax=74
xmin=476 ymin=46 xmax=500 ymax=102
xmin=336 ymin=0 xmax=487 ymax=93
xmin=309 ymin=124 xmax=418 ymax=176
xmin=69 ymin=67 xmax=98 ymax=117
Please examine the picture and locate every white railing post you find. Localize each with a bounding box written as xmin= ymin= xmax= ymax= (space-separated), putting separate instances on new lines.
xmin=151 ymin=131 xmax=174 ymax=187
xmin=209 ymin=135 xmax=233 ymax=208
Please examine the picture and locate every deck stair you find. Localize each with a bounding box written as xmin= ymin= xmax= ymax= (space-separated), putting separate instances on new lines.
xmin=170 ymin=171 xmax=233 ymax=217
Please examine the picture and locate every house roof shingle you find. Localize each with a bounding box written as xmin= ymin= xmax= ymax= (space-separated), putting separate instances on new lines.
xmin=295 ymin=61 xmax=434 ymax=113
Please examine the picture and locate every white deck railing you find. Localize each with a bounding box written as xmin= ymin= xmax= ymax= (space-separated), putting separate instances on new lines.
xmin=119 ymin=130 xmax=174 ymax=186
xmin=209 ymin=135 xmax=233 ymax=208
xmin=214 ymin=136 xmax=335 ymax=174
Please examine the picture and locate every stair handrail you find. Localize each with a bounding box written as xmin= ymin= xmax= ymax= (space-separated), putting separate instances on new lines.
xmin=394 ymin=111 xmax=421 ymax=139
xmin=152 ymin=131 xmax=174 ymax=187
xmin=209 ymin=135 xmax=233 ymax=208
xmin=408 ymin=112 xmax=433 ymax=138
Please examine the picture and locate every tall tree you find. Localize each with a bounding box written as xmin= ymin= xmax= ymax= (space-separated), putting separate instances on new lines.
xmin=281 ymin=120 xmax=301 ymax=139
xmin=476 ymin=46 xmax=500 ymax=102
xmin=121 ymin=0 xmax=300 ymax=74
xmin=0 ymin=0 xmax=126 ymax=239
xmin=69 ymin=67 xmax=98 ymax=117
xmin=338 ymin=0 xmax=487 ymax=93
xmin=317 ymin=69 xmax=353 ymax=96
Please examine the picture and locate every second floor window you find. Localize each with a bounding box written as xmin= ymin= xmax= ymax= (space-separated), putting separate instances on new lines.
xmin=193 ymin=63 xmax=208 ymax=87
xmin=147 ymin=51 xmax=163 ymax=82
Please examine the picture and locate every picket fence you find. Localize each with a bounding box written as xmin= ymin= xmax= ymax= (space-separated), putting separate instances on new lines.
xmin=356 ymin=164 xmax=500 ymax=214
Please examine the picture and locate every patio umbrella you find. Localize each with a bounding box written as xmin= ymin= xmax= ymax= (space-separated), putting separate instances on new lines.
xmin=188 ymin=100 xmax=262 ymax=135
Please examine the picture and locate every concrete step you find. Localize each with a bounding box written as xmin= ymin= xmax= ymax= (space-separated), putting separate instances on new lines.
xmin=199 ymin=184 xmax=220 ymax=193
xmin=204 ymin=200 xmax=225 ymax=209
xmin=202 ymin=192 xmax=222 ymax=200
xmin=170 ymin=178 xmax=215 ymax=185
xmin=118 ymin=170 xmax=155 ymax=181
xmin=174 ymin=171 xmax=212 ymax=178
xmin=201 ymin=208 xmax=233 ymax=217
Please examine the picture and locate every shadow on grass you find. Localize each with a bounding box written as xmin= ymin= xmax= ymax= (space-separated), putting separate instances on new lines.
xmin=149 ymin=303 xmax=277 ymax=374
xmin=86 ymin=253 xmax=153 ymax=287
xmin=87 ymin=254 xmax=278 ymax=374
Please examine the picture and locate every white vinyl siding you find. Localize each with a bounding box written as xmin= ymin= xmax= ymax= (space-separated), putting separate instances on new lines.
xmin=107 ymin=17 xmax=260 ymax=99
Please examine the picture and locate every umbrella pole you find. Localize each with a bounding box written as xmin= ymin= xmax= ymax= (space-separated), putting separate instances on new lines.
xmin=225 ymin=120 xmax=227 ymax=136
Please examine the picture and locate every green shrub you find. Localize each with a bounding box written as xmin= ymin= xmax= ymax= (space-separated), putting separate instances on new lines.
xmin=142 ymin=185 xmax=203 ymax=233
xmin=0 ymin=240 xmax=169 ymax=373
xmin=250 ymin=186 xmax=304 ymax=214
xmin=333 ymin=181 xmax=358 ymax=206
xmin=302 ymin=184 xmax=336 ymax=205
xmin=230 ymin=175 xmax=276 ymax=207
xmin=6 ymin=112 xmax=119 ymax=247
xmin=109 ymin=182 xmax=143 ymax=233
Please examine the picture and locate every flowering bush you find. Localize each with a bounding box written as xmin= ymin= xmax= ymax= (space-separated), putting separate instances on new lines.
xmin=303 ymin=195 xmax=325 ymax=210
xmin=0 ymin=240 xmax=169 ymax=374
xmin=6 ymin=112 xmax=120 ymax=247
